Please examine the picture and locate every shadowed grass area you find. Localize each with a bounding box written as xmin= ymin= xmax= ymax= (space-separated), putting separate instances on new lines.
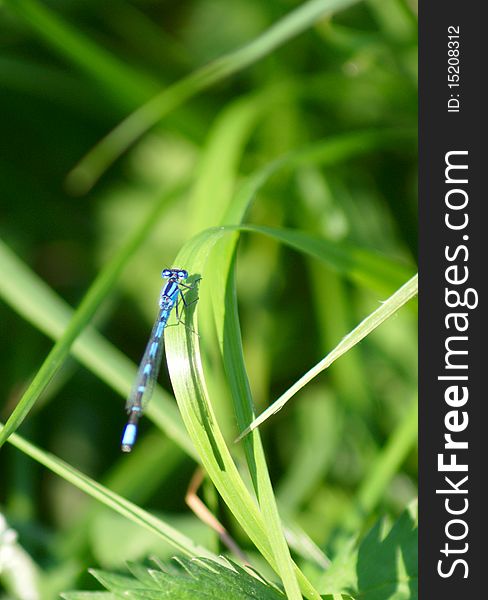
xmin=0 ymin=1 xmax=417 ymax=598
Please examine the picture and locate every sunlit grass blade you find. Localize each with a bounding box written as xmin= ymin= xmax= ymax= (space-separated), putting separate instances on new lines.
xmin=184 ymin=102 xmax=333 ymax=598
xmin=318 ymin=502 xmax=418 ymax=596
xmin=164 ymin=231 xmax=321 ymax=600
xmin=67 ymin=0 xmax=360 ymax=193
xmin=218 ymin=266 xmax=306 ymax=600
xmin=1 ymin=424 xmax=213 ymax=559
xmin=0 ymin=186 xmax=193 ymax=452
xmin=237 ymin=274 xmax=418 ymax=439
xmin=181 ymin=125 xmax=409 ymax=597
xmin=187 ymin=93 xmax=269 ymax=235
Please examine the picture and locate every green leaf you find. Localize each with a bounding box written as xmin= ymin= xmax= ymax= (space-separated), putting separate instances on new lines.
xmin=65 ymin=557 xmax=287 ymax=600
xmin=319 ymin=502 xmax=418 ymax=599
xmin=163 ymin=228 xmax=322 ymax=599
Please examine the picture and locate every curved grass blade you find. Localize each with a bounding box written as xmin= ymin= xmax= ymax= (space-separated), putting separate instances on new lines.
xmin=223 ymin=126 xmax=415 ymax=225
xmin=242 ymin=224 xmax=414 ymax=295
xmin=67 ymin=0 xmax=360 ymax=192
xmin=237 ymin=274 xmax=418 ymax=440
xmin=165 ymin=231 xmax=321 ymax=599
xmin=177 ymin=125 xmax=409 ymax=597
xmin=1 ymin=424 xmax=214 ymax=560
xmin=183 ymin=99 xmax=329 ymax=599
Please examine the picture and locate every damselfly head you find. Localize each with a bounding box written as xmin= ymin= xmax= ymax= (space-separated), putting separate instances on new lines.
xmin=161 ymin=268 xmax=188 ymax=280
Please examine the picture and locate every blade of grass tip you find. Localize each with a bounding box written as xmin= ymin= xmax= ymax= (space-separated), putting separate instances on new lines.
xmin=1 ymin=424 xmax=215 ymax=560
xmin=0 ymin=185 xmax=182 ymax=449
xmin=67 ymin=0 xmax=360 ymax=193
xmin=236 ymin=274 xmax=418 ymax=440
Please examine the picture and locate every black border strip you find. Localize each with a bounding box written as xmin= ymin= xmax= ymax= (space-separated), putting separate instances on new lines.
xmin=419 ymin=2 xmax=484 ymax=596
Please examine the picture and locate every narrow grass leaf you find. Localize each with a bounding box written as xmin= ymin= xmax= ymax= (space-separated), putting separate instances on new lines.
xmin=237 ymin=274 xmax=418 ymax=439
xmin=3 ymin=0 xmax=157 ymax=109
xmin=212 ymin=263 xmax=305 ymax=599
xmin=67 ymin=0 xmax=360 ymax=192
xmin=242 ymin=225 xmax=414 ymax=295
xmin=165 ymin=230 xmax=321 ymax=599
xmin=182 ymin=94 xmax=318 ymax=597
xmin=1 ymin=425 xmax=214 ymax=560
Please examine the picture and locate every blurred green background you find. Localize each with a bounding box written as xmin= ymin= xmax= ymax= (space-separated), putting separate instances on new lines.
xmin=0 ymin=0 xmax=417 ymax=597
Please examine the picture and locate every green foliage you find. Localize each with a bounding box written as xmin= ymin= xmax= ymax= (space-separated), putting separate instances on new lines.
xmin=60 ymin=504 xmax=417 ymax=598
xmin=62 ymin=557 xmax=287 ymax=600
xmin=0 ymin=0 xmax=417 ymax=598
xmin=319 ymin=502 xmax=418 ymax=598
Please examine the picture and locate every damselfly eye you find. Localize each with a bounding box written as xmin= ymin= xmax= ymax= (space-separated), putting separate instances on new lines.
xmin=162 ymin=269 xmax=171 ymax=278
xmin=178 ymin=270 xmax=188 ymax=279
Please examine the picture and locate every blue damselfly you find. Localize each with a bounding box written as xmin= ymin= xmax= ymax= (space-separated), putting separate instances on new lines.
xmin=121 ymin=268 xmax=194 ymax=452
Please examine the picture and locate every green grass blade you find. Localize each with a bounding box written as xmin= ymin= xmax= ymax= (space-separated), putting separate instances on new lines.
xmin=219 ymin=266 xmax=307 ymax=600
xmin=242 ymin=225 xmax=414 ymax=294
xmin=164 ymin=230 xmax=321 ymax=599
xmin=67 ymin=0 xmax=360 ymax=193
xmin=0 ymin=186 xmax=193 ymax=453
xmin=3 ymin=0 xmax=157 ymax=108
xmin=1 ymin=425 xmax=213 ymax=559
xmin=187 ymin=93 xmax=269 ymax=234
xmin=182 ymin=99 xmax=324 ymax=598
xmin=222 ymin=126 xmax=415 ymax=233
xmin=237 ymin=274 xmax=418 ymax=439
